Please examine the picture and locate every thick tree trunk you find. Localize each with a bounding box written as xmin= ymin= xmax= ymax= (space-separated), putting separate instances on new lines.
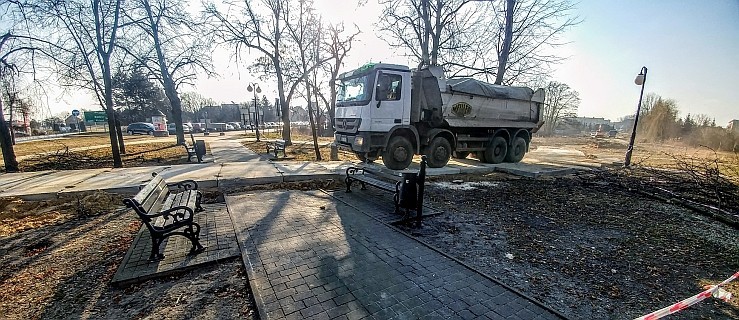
xmin=276 ymin=67 xmax=291 ymax=145
xmin=102 ymin=57 xmax=122 ymax=168
xmin=115 ymin=112 xmax=125 ymax=154
xmin=495 ymin=0 xmax=515 ymax=85
xmin=305 ymin=81 xmax=321 ymax=161
xmin=0 ymin=99 xmax=19 ymax=172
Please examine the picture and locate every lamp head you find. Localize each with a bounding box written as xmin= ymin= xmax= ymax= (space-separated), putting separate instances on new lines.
xmin=634 ymin=73 xmax=645 ymax=85
xmin=256 ymin=86 xmax=262 ymax=94
xmin=247 ymin=84 xmax=253 ymax=92
xmin=634 ymin=67 xmax=647 ymax=85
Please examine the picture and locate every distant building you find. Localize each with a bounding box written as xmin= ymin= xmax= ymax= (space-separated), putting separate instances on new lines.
xmin=575 ymin=117 xmax=611 ymax=127
xmin=729 ymin=119 xmax=739 ymax=133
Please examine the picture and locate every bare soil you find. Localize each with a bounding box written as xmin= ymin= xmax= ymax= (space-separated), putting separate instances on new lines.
xmin=0 ymin=191 xmax=257 ymax=320
xmin=403 ymin=172 xmax=739 ymax=319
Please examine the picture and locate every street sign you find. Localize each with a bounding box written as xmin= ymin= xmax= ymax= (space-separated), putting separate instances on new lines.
xmin=83 ymin=111 xmax=107 ymax=122
xmin=71 ymin=109 xmax=80 ymax=117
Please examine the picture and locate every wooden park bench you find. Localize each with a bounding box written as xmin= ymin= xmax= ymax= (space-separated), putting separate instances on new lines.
xmin=266 ymin=139 xmax=287 ymax=158
xmin=122 ymin=173 xmax=205 ymax=261
xmin=183 ymin=133 xmax=206 ymax=163
xmin=345 ymin=156 xmax=428 ymax=219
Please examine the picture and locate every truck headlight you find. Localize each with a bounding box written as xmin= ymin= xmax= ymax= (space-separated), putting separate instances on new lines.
xmin=354 ymin=136 xmax=364 ymax=146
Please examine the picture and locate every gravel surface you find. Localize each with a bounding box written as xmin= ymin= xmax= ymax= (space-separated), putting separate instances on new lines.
xmin=400 ymin=172 xmax=739 ymax=319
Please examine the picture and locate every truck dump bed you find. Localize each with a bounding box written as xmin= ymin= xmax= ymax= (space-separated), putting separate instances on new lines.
xmin=445 ymin=78 xmax=542 ymax=102
xmin=438 ymin=78 xmax=544 ymax=129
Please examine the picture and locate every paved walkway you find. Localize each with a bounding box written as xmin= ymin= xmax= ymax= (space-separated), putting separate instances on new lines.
xmin=227 ymin=190 xmax=565 ymax=320
xmin=0 ymin=132 xmax=610 ymax=200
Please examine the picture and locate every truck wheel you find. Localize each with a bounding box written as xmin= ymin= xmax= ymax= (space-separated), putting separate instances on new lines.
xmin=426 ymin=137 xmax=451 ymax=168
xmin=505 ymin=137 xmax=527 ymax=163
xmin=382 ymin=136 xmax=414 ymax=170
xmin=484 ymin=137 xmax=507 ymax=164
xmin=452 ymin=151 xmax=470 ymax=159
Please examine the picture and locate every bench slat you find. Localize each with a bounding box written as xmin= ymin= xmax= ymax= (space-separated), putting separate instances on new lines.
xmin=352 ymin=175 xmax=396 ymax=192
xmin=141 ymin=179 xmax=169 ymax=213
xmin=133 ymin=175 xmax=164 ymax=204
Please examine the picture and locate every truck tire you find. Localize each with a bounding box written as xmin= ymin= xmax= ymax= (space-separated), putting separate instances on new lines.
xmin=452 ymin=151 xmax=470 ymax=159
xmin=483 ymin=136 xmax=507 ymax=164
xmin=426 ymin=137 xmax=451 ymax=168
xmin=505 ymin=137 xmax=527 ymax=163
xmin=382 ymin=136 xmax=414 ymax=170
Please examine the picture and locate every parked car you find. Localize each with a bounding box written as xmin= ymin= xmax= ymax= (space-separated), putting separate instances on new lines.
xmin=607 ymin=130 xmax=618 ymax=138
xmin=227 ymin=122 xmax=242 ymax=130
xmin=225 ymin=123 xmax=235 ymax=131
xmin=191 ymin=122 xmax=205 ymax=133
xmin=167 ymin=123 xmax=192 ymax=134
xmin=127 ymin=122 xmax=155 ymax=135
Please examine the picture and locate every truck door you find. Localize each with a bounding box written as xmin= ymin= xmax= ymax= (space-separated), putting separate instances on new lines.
xmin=370 ymin=71 xmax=408 ymax=132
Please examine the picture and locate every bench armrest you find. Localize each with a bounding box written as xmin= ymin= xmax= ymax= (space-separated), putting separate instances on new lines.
xmin=169 ymin=180 xmax=199 ymax=191
xmin=346 ymin=167 xmax=364 ymax=175
xmin=158 ymin=205 xmax=196 ymax=222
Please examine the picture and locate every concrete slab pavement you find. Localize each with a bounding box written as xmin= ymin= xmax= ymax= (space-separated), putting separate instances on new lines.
xmin=0 ymin=169 xmax=109 ymax=200
xmin=0 ymin=131 xmax=609 ymax=199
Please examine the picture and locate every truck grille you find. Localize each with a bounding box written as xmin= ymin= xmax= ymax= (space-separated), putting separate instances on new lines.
xmin=335 ymin=118 xmax=361 ymax=133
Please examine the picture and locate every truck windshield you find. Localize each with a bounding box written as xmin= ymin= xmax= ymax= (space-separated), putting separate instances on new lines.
xmin=337 ymin=74 xmax=371 ymax=103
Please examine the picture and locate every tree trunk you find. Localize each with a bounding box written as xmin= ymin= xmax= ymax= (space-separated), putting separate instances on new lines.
xmin=420 ymin=0 xmax=431 ymax=68
xmin=115 ymin=112 xmax=125 ymax=154
xmin=305 ymin=82 xmax=321 ymax=161
xmin=276 ymin=68 xmax=291 ymax=145
xmin=0 ymin=98 xmax=19 ymax=172
xmin=102 ymin=57 xmax=122 ymax=168
xmin=495 ymin=0 xmax=515 ymax=85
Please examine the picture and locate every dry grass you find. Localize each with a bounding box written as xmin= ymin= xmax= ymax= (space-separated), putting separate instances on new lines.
xmin=0 ymin=191 xmax=126 ymax=237
xmin=533 ymin=136 xmax=739 ymax=179
xmin=2 ymin=133 xmax=169 ymax=160
xmin=17 ymin=142 xmax=195 ymax=171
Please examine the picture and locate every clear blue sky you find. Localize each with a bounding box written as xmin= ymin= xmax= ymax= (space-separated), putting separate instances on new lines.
xmin=554 ymin=0 xmax=739 ymax=125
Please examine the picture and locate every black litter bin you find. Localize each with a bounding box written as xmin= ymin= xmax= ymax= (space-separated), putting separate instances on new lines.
xmin=194 ymin=140 xmax=206 ymax=162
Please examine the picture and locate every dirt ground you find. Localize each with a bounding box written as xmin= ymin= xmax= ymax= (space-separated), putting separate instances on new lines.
xmin=0 ymin=191 xmax=257 ymax=320
xmin=402 ymin=172 xmax=739 ymax=319
xmin=2 ymin=134 xmax=738 ymax=319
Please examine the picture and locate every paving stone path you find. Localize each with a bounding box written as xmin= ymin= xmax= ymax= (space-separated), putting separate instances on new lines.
xmin=227 ymin=190 xmax=565 ymax=320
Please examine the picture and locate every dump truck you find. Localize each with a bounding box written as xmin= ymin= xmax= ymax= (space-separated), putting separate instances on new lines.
xmin=334 ymin=63 xmax=545 ymax=170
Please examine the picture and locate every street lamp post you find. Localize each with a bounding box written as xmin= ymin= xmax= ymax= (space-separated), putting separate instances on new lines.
xmin=624 ymin=66 xmax=648 ymax=168
xmin=247 ymin=83 xmax=262 ymax=142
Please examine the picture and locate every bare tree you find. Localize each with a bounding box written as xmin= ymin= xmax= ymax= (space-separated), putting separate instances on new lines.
xmin=30 ymin=0 xmax=127 ymax=167
xmin=124 ymin=0 xmax=214 ymax=144
xmin=323 ymin=23 xmax=359 ymax=128
xmin=286 ymin=0 xmax=323 ymax=160
xmin=206 ymin=0 xmax=296 ymax=143
xmin=377 ymin=0 xmax=579 ymax=83
xmin=0 ymin=65 xmax=20 ymax=172
xmin=541 ymin=81 xmax=579 ymax=136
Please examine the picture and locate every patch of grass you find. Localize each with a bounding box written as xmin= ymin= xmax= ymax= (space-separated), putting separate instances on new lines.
xmin=18 ymin=142 xmax=192 ymax=171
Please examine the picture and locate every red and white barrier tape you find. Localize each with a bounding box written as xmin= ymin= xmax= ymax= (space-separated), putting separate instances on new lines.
xmin=634 ymin=271 xmax=739 ymax=320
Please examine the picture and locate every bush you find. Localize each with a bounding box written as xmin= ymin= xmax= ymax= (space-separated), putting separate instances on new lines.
xmin=687 ymin=127 xmax=739 ymax=152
